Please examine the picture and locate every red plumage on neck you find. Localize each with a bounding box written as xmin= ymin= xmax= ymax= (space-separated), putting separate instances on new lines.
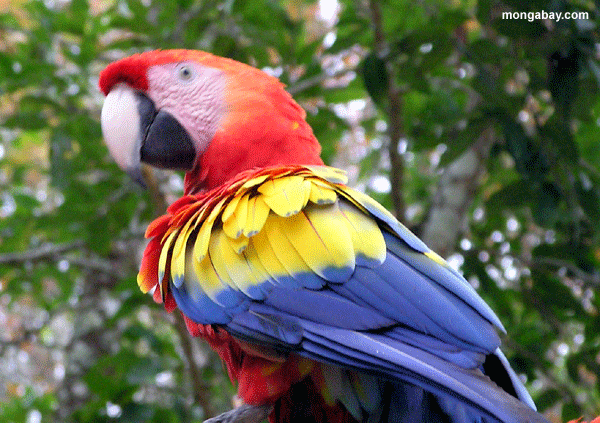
xmin=184 ymin=62 xmax=324 ymax=193
xmin=185 ymin=126 xmax=323 ymax=194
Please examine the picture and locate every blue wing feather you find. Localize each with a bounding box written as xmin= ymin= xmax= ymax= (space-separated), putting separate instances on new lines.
xmin=354 ymin=252 xmax=500 ymax=351
xmin=261 ymin=286 xmax=396 ymax=330
xmin=382 ymin=232 xmax=505 ymax=332
xmin=298 ymin=321 xmax=541 ymax=423
xmin=228 ymin=308 xmax=304 ymax=347
xmin=171 ymin=283 xmax=234 ymax=324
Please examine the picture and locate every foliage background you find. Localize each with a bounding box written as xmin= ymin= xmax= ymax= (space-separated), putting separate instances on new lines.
xmin=1 ymin=0 xmax=600 ymax=422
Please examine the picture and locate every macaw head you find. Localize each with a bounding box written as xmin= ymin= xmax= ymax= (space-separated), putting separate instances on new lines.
xmin=99 ymin=50 xmax=322 ymax=193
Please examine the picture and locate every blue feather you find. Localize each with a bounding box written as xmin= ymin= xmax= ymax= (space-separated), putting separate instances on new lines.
xmin=383 ymin=232 xmax=505 ymax=332
xmin=262 ymin=286 xmax=396 ymax=330
xmin=300 ymin=321 xmax=543 ymax=423
xmin=228 ymin=308 xmax=303 ymax=346
xmin=385 ymin=326 xmax=486 ymax=369
xmin=170 ymin=282 xmax=233 ymax=324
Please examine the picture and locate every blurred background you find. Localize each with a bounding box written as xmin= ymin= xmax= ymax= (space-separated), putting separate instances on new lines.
xmin=1 ymin=0 xmax=600 ymax=422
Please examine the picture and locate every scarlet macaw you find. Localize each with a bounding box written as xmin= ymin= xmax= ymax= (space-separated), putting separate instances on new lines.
xmin=98 ymin=50 xmax=549 ymax=423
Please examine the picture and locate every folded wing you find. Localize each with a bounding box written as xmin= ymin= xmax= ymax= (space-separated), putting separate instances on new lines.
xmin=141 ymin=165 xmax=546 ymax=423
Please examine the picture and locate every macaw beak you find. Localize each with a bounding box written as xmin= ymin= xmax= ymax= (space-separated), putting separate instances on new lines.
xmin=100 ymin=83 xmax=196 ymax=185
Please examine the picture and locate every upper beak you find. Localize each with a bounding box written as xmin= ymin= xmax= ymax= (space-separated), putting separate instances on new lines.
xmin=100 ymin=83 xmax=196 ymax=185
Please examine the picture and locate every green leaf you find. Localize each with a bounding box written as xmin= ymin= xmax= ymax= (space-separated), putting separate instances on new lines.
xmin=486 ymin=180 xmax=532 ymax=210
xmin=548 ymin=46 xmax=581 ymax=118
xmin=535 ymin=389 xmax=561 ymax=412
xmin=531 ymin=272 xmax=584 ymax=317
xmin=588 ymin=58 xmax=600 ymax=89
xmin=361 ymin=52 xmax=388 ymax=107
xmin=532 ymin=181 xmax=561 ymax=227
xmin=120 ymin=403 xmax=156 ymax=422
xmin=438 ymin=118 xmax=489 ymax=167
xmin=493 ymin=15 xmax=547 ymax=39
xmin=562 ymin=402 xmax=582 ymax=422
xmin=85 ymin=351 xmax=138 ymax=398
xmin=501 ymin=118 xmax=549 ymax=180
xmin=540 ymin=119 xmax=579 ymax=166
xmin=575 ymin=178 xmax=600 ymax=223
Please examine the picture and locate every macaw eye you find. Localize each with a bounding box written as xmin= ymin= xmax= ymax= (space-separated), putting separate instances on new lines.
xmin=176 ymin=64 xmax=195 ymax=82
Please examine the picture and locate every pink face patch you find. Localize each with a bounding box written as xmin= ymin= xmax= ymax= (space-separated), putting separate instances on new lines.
xmin=146 ymin=61 xmax=226 ymax=156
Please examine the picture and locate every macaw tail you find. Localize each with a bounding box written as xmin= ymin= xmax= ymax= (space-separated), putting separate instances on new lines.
xmin=271 ymin=364 xmax=506 ymax=423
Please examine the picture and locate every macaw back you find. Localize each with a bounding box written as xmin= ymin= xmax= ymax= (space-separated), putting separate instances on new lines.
xmin=138 ymin=165 xmax=545 ymax=423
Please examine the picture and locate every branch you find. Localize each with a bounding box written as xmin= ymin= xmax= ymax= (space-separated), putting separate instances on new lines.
xmin=0 ymin=240 xmax=85 ymax=264
xmin=368 ymin=0 xmax=405 ymax=220
xmin=203 ymin=404 xmax=272 ymax=423
xmin=420 ymin=126 xmax=495 ymax=257
xmin=68 ymin=256 xmax=126 ymax=279
xmin=141 ymin=164 xmax=169 ymax=215
xmin=532 ymin=257 xmax=600 ymax=288
xmin=287 ymin=69 xmax=354 ymax=96
xmin=0 ymin=239 xmax=129 ymax=279
xmin=174 ymin=312 xmax=215 ymax=417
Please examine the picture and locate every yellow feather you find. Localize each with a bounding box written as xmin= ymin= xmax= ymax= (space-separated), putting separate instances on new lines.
xmin=339 ymin=201 xmax=387 ymax=264
xmin=243 ymin=195 xmax=270 ymax=237
xmin=222 ymin=192 xmax=243 ymax=222
xmin=206 ymin=198 xmax=227 ymax=224
xmin=170 ymin=233 xmax=188 ymax=285
xmin=241 ymin=239 xmax=274 ymax=287
xmin=279 ymin=205 xmax=355 ymax=279
xmin=136 ymin=273 xmax=147 ymax=293
xmin=258 ymin=176 xmax=292 ymax=196
xmin=262 ymin=213 xmax=314 ymax=275
xmin=171 ymin=214 xmax=198 ymax=281
xmin=189 ymin=240 xmax=229 ymax=303
xmin=309 ymin=177 xmax=336 ymax=190
xmin=222 ymin=193 xmax=249 ymax=239
xmin=319 ymin=364 xmax=340 ymax=406
xmin=193 ymin=219 xmax=214 ymax=262
xmin=241 ymin=174 xmax=270 ymax=189
xmin=335 ymin=189 xmax=369 ymax=215
xmin=260 ymin=176 xmax=308 ymax=217
xmin=181 ymin=252 xmax=204 ymax=301
xmin=207 ymin=230 xmax=237 ymax=288
xmin=192 ymin=198 xmax=227 ymax=262
xmin=308 ymin=181 xmax=338 ymax=205
xmin=300 ymin=179 xmax=312 ymax=209
xmin=228 ymin=232 xmax=249 ymax=254
xmin=158 ymin=230 xmax=177 ymax=282
xmin=349 ymin=189 xmax=396 ymax=222
xmin=425 ymin=250 xmax=448 ymax=266
xmin=190 ymin=208 xmax=207 ymax=231
xmin=306 ymin=165 xmax=348 ymax=184
xmin=250 ymin=227 xmax=293 ymax=282
xmin=298 ymin=357 xmax=314 ymax=378
xmin=210 ymin=229 xmax=265 ymax=297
